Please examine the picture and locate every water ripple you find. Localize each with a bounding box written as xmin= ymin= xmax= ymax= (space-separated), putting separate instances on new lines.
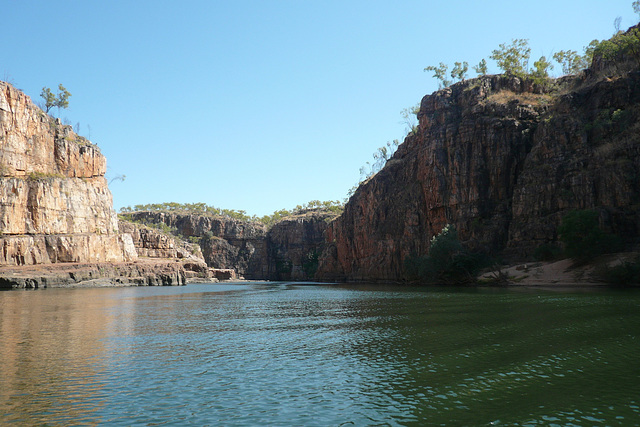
xmin=1 ymin=284 xmax=639 ymax=425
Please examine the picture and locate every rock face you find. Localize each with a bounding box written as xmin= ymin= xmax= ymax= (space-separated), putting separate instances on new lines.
xmin=266 ymin=210 xmax=337 ymax=280
xmin=125 ymin=209 xmax=338 ymax=281
xmin=118 ymin=220 xmax=210 ymax=278
xmin=0 ymin=81 xmax=136 ymax=267
xmin=0 ymin=259 xmax=188 ymax=289
xmin=124 ymin=211 xmax=268 ymax=279
xmin=317 ymin=69 xmax=640 ymax=282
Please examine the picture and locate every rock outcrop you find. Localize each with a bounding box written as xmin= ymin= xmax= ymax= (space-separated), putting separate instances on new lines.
xmin=0 ymin=81 xmax=136 ymax=267
xmin=0 ymin=82 xmax=202 ymax=288
xmin=123 ymin=209 xmax=338 ymax=281
xmin=123 ymin=211 xmax=268 ymax=279
xmin=266 ymin=210 xmax=337 ymax=280
xmin=118 ymin=220 xmax=210 ymax=279
xmin=317 ymin=67 xmax=640 ymax=281
xmin=0 ymin=259 xmax=188 ymax=288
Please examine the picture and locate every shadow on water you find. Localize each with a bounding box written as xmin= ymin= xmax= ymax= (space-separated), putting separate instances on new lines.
xmin=1 ymin=283 xmax=639 ymax=425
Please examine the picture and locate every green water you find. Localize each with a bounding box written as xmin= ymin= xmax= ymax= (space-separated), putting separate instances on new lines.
xmin=1 ymin=283 xmax=639 ymax=425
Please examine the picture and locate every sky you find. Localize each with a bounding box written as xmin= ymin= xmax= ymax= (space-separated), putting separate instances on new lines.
xmin=2 ymin=0 xmax=637 ymax=216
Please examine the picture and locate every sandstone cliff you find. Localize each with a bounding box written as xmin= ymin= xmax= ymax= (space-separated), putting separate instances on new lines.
xmin=266 ymin=210 xmax=338 ymax=280
xmin=118 ymin=220 xmax=210 ymax=279
xmin=0 ymin=81 xmax=137 ymax=269
xmin=317 ymin=65 xmax=640 ymax=281
xmin=123 ymin=211 xmax=268 ymax=279
xmin=0 ymin=82 xmax=207 ymax=288
xmin=123 ymin=209 xmax=338 ymax=281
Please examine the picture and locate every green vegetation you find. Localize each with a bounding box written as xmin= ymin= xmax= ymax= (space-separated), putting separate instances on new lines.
xmin=424 ymin=62 xmax=452 ymax=88
xmin=400 ymin=103 xmax=420 ymax=136
xmin=490 ymin=38 xmax=531 ymax=77
xmin=424 ymin=61 xmax=470 ymax=88
xmin=594 ymin=27 xmax=640 ymax=66
xmin=348 ymin=104 xmax=422 ymax=199
xmin=596 ymin=256 xmax=640 ymax=286
xmin=584 ymin=108 xmax=633 ymax=142
xmin=473 ymin=59 xmax=488 ymax=76
xmin=26 ymin=171 xmax=64 ymax=181
xmin=558 ymin=209 xmax=621 ymax=263
xmin=451 ymin=61 xmax=469 ymax=82
xmin=530 ymin=55 xmax=553 ymax=84
xmin=120 ymin=200 xmax=344 ymax=228
xmin=302 ymin=250 xmax=320 ymax=278
xmin=404 ymin=224 xmax=485 ymax=284
xmin=360 ymin=140 xmax=399 ymax=179
xmin=534 ymin=242 xmax=563 ymax=262
xmin=118 ymin=212 xmax=178 ymax=236
xmin=552 ymin=41 xmax=599 ymax=75
xmin=40 ymin=84 xmax=71 ymax=114
xmin=423 ymin=1 xmax=640 ymax=89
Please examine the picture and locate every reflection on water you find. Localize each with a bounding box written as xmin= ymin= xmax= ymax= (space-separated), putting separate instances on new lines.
xmin=1 ymin=283 xmax=639 ymax=425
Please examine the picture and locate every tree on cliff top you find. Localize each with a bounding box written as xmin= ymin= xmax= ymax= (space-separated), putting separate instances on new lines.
xmin=40 ymin=84 xmax=71 ymax=114
xmin=424 ymin=62 xmax=451 ymax=88
xmin=490 ymin=38 xmax=531 ymax=77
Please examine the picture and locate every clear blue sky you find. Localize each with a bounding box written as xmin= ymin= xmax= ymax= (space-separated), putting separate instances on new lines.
xmin=2 ymin=0 xmax=636 ymax=216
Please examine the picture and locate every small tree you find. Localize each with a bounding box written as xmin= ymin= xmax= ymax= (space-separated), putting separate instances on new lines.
xmin=473 ymin=59 xmax=488 ymax=76
xmin=490 ymin=38 xmax=531 ymax=77
xmin=553 ymin=50 xmax=587 ymax=75
xmin=558 ymin=209 xmax=620 ymax=263
xmin=583 ymin=39 xmax=601 ymax=63
xmin=530 ymin=55 xmax=553 ymax=83
xmin=634 ymin=0 xmax=640 ymax=18
xmin=451 ymin=61 xmax=469 ymax=82
xmin=424 ymin=62 xmax=452 ymax=88
xmin=40 ymin=84 xmax=71 ymax=114
xmin=400 ymin=104 xmax=420 ymax=135
xmin=595 ymin=27 xmax=640 ymax=66
xmin=404 ymin=224 xmax=484 ymax=284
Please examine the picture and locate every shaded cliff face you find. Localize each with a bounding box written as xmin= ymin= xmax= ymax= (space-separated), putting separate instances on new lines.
xmin=125 ymin=211 xmax=268 ymax=279
xmin=0 ymin=81 xmax=136 ymax=266
xmin=317 ymin=71 xmax=640 ymax=282
xmin=266 ymin=210 xmax=337 ymax=280
xmin=125 ymin=209 xmax=337 ymax=280
xmin=508 ymin=73 xmax=640 ymax=256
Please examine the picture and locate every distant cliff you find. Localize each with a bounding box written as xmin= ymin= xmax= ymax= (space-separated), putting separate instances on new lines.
xmin=123 ymin=209 xmax=338 ymax=280
xmin=122 ymin=211 xmax=268 ymax=279
xmin=317 ymin=59 xmax=640 ymax=281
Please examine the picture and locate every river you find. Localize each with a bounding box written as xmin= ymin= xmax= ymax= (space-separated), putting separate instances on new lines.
xmin=1 ymin=283 xmax=639 ymax=426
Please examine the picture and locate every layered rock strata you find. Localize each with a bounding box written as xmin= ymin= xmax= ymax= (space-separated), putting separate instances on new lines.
xmin=118 ymin=220 xmax=210 ymax=279
xmin=317 ymin=69 xmax=640 ymax=281
xmin=124 ymin=211 xmax=268 ymax=279
xmin=0 ymin=81 xmax=136 ymax=267
xmin=266 ymin=210 xmax=337 ymax=280
xmin=0 ymin=259 xmax=187 ymax=289
xmin=124 ymin=209 xmax=338 ymax=281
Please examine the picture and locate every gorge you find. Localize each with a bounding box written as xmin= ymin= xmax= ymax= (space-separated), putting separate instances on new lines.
xmin=2 ymin=27 xmax=640 ymax=287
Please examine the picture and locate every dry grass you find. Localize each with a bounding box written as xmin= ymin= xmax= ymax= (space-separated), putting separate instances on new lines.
xmin=484 ymin=90 xmax=553 ymax=106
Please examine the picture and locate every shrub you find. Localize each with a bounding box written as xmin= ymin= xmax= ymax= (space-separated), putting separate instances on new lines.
xmin=403 ymin=224 xmax=485 ymax=284
xmin=594 ymin=27 xmax=640 ymax=66
xmin=558 ymin=209 xmax=621 ymax=263
xmin=473 ymin=59 xmax=488 ymax=76
xmin=302 ymin=251 xmax=320 ymax=278
xmin=595 ymin=257 xmax=640 ymax=286
xmin=424 ymin=62 xmax=452 ymax=88
xmin=534 ymin=242 xmax=563 ymax=261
